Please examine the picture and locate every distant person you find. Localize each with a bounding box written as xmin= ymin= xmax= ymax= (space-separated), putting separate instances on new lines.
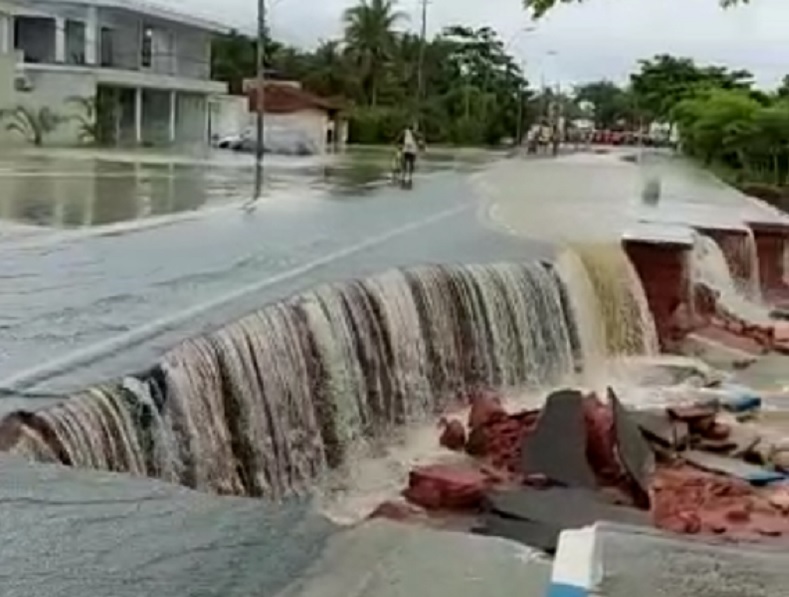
xmin=398 ymin=126 xmax=421 ymax=185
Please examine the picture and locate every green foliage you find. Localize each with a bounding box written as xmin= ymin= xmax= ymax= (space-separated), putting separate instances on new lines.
xmin=522 ymin=0 xmax=748 ymax=18
xmin=630 ymin=54 xmax=752 ymax=123
xmin=210 ymin=0 xmax=531 ymax=146
xmin=574 ymin=80 xmax=634 ymax=129
xmin=0 ymin=105 xmax=64 ymax=146
xmin=66 ymin=96 xmax=99 ymax=144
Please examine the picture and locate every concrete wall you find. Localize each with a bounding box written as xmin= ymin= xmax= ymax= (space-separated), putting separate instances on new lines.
xmin=210 ymin=94 xmax=247 ymax=139
xmin=0 ymin=64 xmax=95 ymax=146
xmin=0 ymin=49 xmax=14 ymax=111
xmin=751 ymin=225 xmax=788 ymax=294
xmin=176 ymin=92 xmax=207 ymax=145
xmin=15 ymin=68 xmax=96 ymax=144
xmin=624 ymin=240 xmax=690 ymax=350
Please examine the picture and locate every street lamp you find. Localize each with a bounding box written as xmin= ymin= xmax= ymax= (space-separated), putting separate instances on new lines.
xmin=504 ymin=26 xmax=537 ymax=148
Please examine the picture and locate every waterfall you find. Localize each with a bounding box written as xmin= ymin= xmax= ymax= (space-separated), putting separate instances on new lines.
xmin=691 ymin=233 xmax=771 ymax=325
xmin=562 ymin=243 xmax=659 ymax=358
xmin=0 ymin=262 xmax=580 ymax=498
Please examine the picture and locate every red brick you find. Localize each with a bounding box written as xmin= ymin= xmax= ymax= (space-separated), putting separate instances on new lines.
xmin=403 ymin=464 xmax=492 ymax=511
xmin=438 ymin=418 xmax=467 ymax=452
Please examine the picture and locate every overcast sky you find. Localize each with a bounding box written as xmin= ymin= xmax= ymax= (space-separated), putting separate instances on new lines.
xmin=166 ymin=0 xmax=789 ymax=89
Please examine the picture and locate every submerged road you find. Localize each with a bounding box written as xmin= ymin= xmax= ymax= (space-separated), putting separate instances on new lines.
xmin=0 ymin=156 xmax=551 ymax=398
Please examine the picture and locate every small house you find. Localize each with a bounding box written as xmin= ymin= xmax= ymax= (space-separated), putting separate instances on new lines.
xmin=245 ymin=78 xmax=346 ymax=154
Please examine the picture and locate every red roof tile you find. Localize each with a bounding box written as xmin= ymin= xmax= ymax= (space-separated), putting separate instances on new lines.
xmin=247 ymin=83 xmax=337 ymax=114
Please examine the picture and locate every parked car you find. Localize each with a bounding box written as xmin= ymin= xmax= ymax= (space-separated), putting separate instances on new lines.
xmin=213 ymin=126 xmax=318 ymax=156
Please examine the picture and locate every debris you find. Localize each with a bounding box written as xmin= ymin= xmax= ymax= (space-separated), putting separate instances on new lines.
xmin=631 ymin=409 xmax=689 ymax=449
xmin=403 ymin=464 xmax=493 ymax=511
xmin=481 ymin=487 xmax=649 ymax=551
xmin=438 ymin=418 xmax=466 ymax=452
xmin=718 ymin=384 xmax=762 ymax=414
xmin=467 ymin=391 xmax=506 ymax=430
xmin=520 ymin=389 xmax=596 ymax=488
xmin=369 ymin=500 xmax=427 ymax=523
xmin=609 ymin=388 xmax=655 ymax=499
xmin=475 ymin=512 xmax=561 ymax=553
xmin=683 ymin=450 xmax=788 ymax=486
xmin=650 ymin=464 xmax=789 ymax=539
xmin=667 ymin=403 xmax=718 ymax=424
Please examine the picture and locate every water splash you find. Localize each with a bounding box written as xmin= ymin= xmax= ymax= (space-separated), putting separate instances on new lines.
xmin=0 ymin=262 xmax=579 ymax=498
xmin=691 ymin=233 xmax=771 ymax=325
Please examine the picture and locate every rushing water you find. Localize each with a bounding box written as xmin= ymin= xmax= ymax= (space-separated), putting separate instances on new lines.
xmin=691 ymin=233 xmax=772 ymax=325
xmin=567 ymin=243 xmax=659 ymax=357
xmin=0 ymin=262 xmax=586 ymax=498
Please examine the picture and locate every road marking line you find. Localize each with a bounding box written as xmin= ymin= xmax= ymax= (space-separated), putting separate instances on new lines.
xmin=0 ymin=203 xmax=473 ymax=394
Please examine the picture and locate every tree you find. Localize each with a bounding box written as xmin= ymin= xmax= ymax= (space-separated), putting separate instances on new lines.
xmin=211 ymin=29 xmax=282 ymax=94
xmin=522 ymin=0 xmax=747 ymax=18
xmin=66 ymin=96 xmax=99 ymax=144
xmin=574 ymin=80 xmax=633 ymax=129
xmin=343 ymin=0 xmax=406 ymax=106
xmin=630 ymin=55 xmax=752 ymax=124
xmin=0 ymin=106 xmax=64 ymax=146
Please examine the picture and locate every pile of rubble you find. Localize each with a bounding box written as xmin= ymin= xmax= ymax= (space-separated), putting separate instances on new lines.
xmin=375 ymin=387 xmax=789 ymax=553
xmin=673 ymin=283 xmax=789 ymax=356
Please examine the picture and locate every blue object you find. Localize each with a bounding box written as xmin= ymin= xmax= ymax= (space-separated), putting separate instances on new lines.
xmin=745 ymin=470 xmax=787 ymax=487
xmin=719 ymin=384 xmax=762 ymax=413
xmin=546 ymin=584 xmax=588 ymax=597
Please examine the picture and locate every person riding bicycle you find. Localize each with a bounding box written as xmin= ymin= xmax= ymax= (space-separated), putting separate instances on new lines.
xmin=397 ymin=125 xmax=422 ymax=184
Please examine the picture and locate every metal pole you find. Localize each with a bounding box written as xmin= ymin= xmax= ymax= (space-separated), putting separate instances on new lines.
xmin=249 ymin=0 xmax=266 ymax=208
xmin=416 ymin=0 xmax=428 ymax=126
xmin=516 ymin=62 xmax=524 ymax=147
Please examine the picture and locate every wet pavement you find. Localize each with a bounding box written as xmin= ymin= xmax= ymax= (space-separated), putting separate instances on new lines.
xmin=0 ymin=146 xmax=545 ymax=397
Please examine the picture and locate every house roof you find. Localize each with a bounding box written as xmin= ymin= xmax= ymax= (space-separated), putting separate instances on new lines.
xmin=247 ymin=83 xmax=339 ymax=115
xmin=16 ymin=0 xmax=231 ymax=33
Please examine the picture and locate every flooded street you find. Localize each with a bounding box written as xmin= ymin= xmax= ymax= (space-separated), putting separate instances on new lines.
xmin=3 ymin=147 xmax=789 ymax=597
xmin=0 ymin=146 xmax=547 ymax=396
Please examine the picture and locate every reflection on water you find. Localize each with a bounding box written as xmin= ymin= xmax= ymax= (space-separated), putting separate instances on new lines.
xmin=0 ymin=148 xmax=494 ymax=229
xmin=0 ymin=157 xmax=209 ymax=229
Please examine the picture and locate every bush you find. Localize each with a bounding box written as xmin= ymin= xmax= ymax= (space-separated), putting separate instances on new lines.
xmin=347 ymin=106 xmax=410 ymax=144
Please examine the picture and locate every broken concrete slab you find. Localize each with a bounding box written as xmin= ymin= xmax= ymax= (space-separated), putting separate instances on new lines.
xmin=609 ymin=388 xmax=655 ymax=497
xmin=683 ymin=451 xmax=788 ymax=486
xmin=475 ymin=512 xmax=562 ymax=553
xmin=486 ymin=487 xmax=650 ymax=533
xmin=631 ymin=409 xmax=689 ymax=449
xmin=550 ymin=522 xmax=789 ymax=597
xmin=0 ymin=456 xmax=338 ymax=597
xmin=276 ymin=519 xmax=553 ymax=597
xmin=520 ymin=389 xmax=596 ymax=488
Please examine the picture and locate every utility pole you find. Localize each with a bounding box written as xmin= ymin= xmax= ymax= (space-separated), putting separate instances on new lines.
xmin=247 ymin=0 xmax=266 ymax=210
xmin=516 ymin=60 xmax=524 ymax=147
xmin=416 ymin=0 xmax=428 ymax=127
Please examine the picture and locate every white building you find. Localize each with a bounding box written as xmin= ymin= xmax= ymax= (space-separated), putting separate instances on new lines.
xmin=0 ymin=0 xmax=229 ymax=146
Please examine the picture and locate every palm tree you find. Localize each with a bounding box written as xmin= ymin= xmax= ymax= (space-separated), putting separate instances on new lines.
xmin=66 ymin=96 xmax=99 ymax=144
xmin=0 ymin=105 xmax=64 ymax=146
xmin=343 ymin=0 xmax=406 ymax=107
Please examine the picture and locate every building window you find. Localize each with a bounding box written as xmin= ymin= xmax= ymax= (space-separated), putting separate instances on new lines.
xmin=141 ymin=26 xmax=152 ymax=68
xmin=100 ymin=27 xmax=114 ymax=66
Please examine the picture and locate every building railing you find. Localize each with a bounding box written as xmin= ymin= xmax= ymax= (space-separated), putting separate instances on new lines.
xmin=18 ymin=47 xmax=211 ymax=80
